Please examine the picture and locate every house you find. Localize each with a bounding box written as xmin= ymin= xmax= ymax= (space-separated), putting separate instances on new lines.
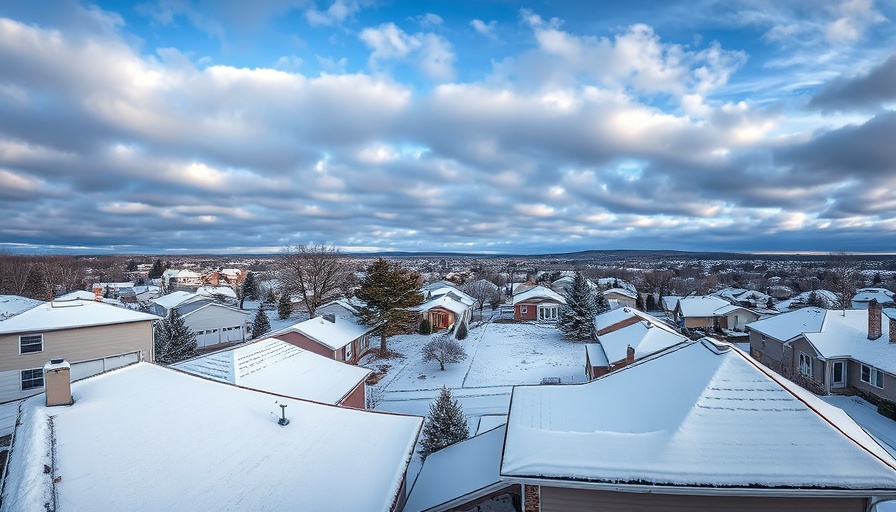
xmin=150 ymin=291 xmax=250 ymax=348
xmin=0 ymin=299 xmax=157 ymax=402
xmin=747 ymin=300 xmax=896 ymax=400
xmin=512 ymin=286 xmax=566 ymax=322
xmin=853 ymin=287 xmax=896 ymax=309
xmin=271 ymin=314 xmax=376 ymax=365
xmin=1 ymin=362 xmax=422 ymax=511
xmin=499 ymin=338 xmax=896 ymax=512
xmin=602 ymin=287 xmax=637 ymax=309
xmin=316 ymin=298 xmax=362 ymax=319
xmin=775 ymin=289 xmax=838 ymax=312
xmin=173 ymin=337 xmax=371 ymax=408
xmin=0 ymin=295 xmax=42 ymax=321
xmin=162 ymin=268 xmax=203 ymax=289
xmin=585 ymin=309 xmax=688 ymax=379
xmin=672 ymin=295 xmax=758 ymax=332
xmin=417 ymin=294 xmax=471 ymax=332
xmin=660 ymin=295 xmax=681 ymax=317
xmin=421 ymin=282 xmax=477 ymax=308
xmin=195 ymin=285 xmax=239 ymax=305
xmin=713 ymin=287 xmax=772 ymax=309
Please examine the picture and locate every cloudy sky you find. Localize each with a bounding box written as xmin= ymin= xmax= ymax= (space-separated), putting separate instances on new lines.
xmin=1 ymin=0 xmax=895 ymax=255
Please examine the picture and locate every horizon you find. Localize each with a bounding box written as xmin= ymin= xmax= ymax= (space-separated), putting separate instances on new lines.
xmin=1 ymin=1 xmax=895 ymax=254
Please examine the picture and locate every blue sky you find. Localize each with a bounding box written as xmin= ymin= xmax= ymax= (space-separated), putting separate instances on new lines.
xmin=1 ymin=0 xmax=895 ymax=255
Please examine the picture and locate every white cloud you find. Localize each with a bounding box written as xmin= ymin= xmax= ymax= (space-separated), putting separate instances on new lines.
xmin=826 ymin=0 xmax=887 ymax=43
xmin=470 ymin=19 xmax=497 ymax=38
xmin=305 ymin=0 xmax=360 ymax=27
xmin=359 ymin=23 xmax=456 ymax=81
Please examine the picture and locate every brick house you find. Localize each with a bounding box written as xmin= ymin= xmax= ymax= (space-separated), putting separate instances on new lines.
xmin=272 ymin=314 xmax=376 ymax=365
xmin=512 ymin=286 xmax=566 ymax=322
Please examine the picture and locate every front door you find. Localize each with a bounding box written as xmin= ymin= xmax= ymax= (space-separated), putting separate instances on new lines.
xmin=832 ymin=361 xmax=847 ymax=388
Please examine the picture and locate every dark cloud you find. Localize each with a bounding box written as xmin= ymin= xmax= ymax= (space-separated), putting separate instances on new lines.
xmin=810 ymin=53 xmax=896 ymax=112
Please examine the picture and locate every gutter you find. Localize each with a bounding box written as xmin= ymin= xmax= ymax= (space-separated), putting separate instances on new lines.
xmin=500 ymin=476 xmax=896 ymax=498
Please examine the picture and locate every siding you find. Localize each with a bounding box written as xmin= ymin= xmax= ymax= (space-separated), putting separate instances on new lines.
xmin=749 ymin=330 xmax=786 ymax=375
xmin=848 ymin=360 xmax=896 ymax=402
xmin=182 ymin=305 xmax=248 ymax=347
xmin=539 ymin=486 xmax=866 ymax=512
xmin=790 ymin=337 xmax=825 ymax=384
xmin=339 ymin=381 xmax=366 ymax=409
xmin=277 ymin=331 xmax=338 ymax=360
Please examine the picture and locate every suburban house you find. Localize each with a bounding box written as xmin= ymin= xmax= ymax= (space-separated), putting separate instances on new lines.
xmin=195 ymin=285 xmax=239 ymax=305
xmin=0 ymin=299 xmax=157 ymax=403
xmin=316 ymin=298 xmax=363 ymax=319
xmin=150 ymin=291 xmax=250 ymax=349
xmin=747 ymin=301 xmax=896 ymax=400
xmin=713 ymin=287 xmax=773 ymax=309
xmin=202 ymin=268 xmax=245 ymax=288
xmin=1 ymin=362 xmax=422 ymax=511
xmin=173 ymin=337 xmax=371 ymax=408
xmin=512 ymin=286 xmax=566 ymax=322
xmin=271 ymin=314 xmax=377 ymax=365
xmin=585 ymin=308 xmax=688 ymax=379
xmin=660 ymin=295 xmax=681 ymax=317
xmin=417 ymin=294 xmax=471 ymax=332
xmin=852 ymin=287 xmax=896 ymax=309
xmin=602 ymin=287 xmax=637 ymax=309
xmin=672 ymin=295 xmax=758 ymax=332
xmin=774 ymin=289 xmax=839 ymax=312
xmin=406 ymin=338 xmax=896 ymax=512
xmin=162 ymin=268 xmax=203 ymax=290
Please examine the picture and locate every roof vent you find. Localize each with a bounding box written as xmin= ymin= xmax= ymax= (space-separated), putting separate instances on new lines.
xmin=322 ymin=313 xmax=336 ymax=323
xmin=278 ymin=404 xmax=290 ymax=426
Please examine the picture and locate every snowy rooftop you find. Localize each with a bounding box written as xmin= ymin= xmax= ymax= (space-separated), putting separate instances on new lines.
xmin=675 ymin=295 xmax=731 ymax=317
xmin=284 ymin=315 xmax=375 ymax=350
xmin=0 ymin=299 xmax=158 ymax=335
xmin=585 ymin=343 xmax=609 ymax=367
xmin=747 ymin=307 xmax=828 ymax=342
xmin=803 ymin=309 xmax=896 ymax=375
xmin=512 ymin=286 xmax=566 ymax=305
xmin=417 ymin=294 xmax=469 ymax=318
xmin=404 ymin=425 xmax=508 ymax=512
xmin=423 ymin=284 xmax=476 ymax=306
xmin=501 ymin=339 xmax=896 ymax=490
xmin=196 ymin=286 xmax=238 ymax=299
xmin=595 ymin=319 xmax=687 ymax=364
xmin=660 ymin=295 xmax=681 ymax=311
xmin=173 ymin=337 xmax=370 ymax=404
xmin=150 ymin=290 xmax=198 ymax=309
xmin=853 ymin=288 xmax=896 ymax=305
xmin=603 ymin=287 xmax=637 ymax=299
xmin=2 ymin=363 xmax=421 ymax=511
xmin=593 ymin=307 xmax=657 ymax=333
xmin=775 ymin=289 xmax=838 ymax=312
xmin=0 ymin=294 xmax=41 ymax=321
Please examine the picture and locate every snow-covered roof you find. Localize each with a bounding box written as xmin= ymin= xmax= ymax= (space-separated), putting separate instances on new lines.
xmin=775 ymin=289 xmax=838 ymax=312
xmin=593 ymin=307 xmax=659 ymax=333
xmin=405 ymin=425 xmax=507 ymax=512
xmin=178 ymin=301 xmax=250 ymax=319
xmin=713 ymin=304 xmax=758 ymax=316
xmin=317 ymin=298 xmax=360 ymax=317
xmin=853 ymin=288 xmax=896 ymax=306
xmin=0 ymin=295 xmax=42 ymax=321
xmin=675 ymin=295 xmax=732 ymax=317
xmin=417 ymin=294 xmax=469 ymax=318
xmin=595 ymin=319 xmax=687 ymax=364
xmin=795 ymin=309 xmax=896 ymax=375
xmin=55 ymin=290 xmax=98 ymax=301
xmin=512 ymin=286 xmax=566 ymax=305
xmin=746 ymin=307 xmax=827 ymax=342
xmin=501 ymin=339 xmax=896 ymax=490
xmin=595 ymin=277 xmax=637 ymax=294
xmin=196 ymin=285 xmax=238 ymax=300
xmin=2 ymin=363 xmax=421 ymax=511
xmin=0 ymin=299 xmax=158 ymax=335
xmin=173 ymin=337 xmax=370 ymax=404
xmin=283 ymin=315 xmax=375 ymax=351
xmin=585 ymin=344 xmax=609 ymax=367
xmin=150 ymin=291 xmax=199 ymax=309
xmin=423 ymin=284 xmax=476 ymax=306
xmin=660 ymin=295 xmax=681 ymax=311
xmin=603 ymin=287 xmax=637 ymax=299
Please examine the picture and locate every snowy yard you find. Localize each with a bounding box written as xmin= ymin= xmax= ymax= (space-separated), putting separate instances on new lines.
xmin=362 ymin=321 xmax=588 ymax=423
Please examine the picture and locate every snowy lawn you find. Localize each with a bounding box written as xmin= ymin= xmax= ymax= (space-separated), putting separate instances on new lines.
xmin=821 ymin=395 xmax=896 ymax=454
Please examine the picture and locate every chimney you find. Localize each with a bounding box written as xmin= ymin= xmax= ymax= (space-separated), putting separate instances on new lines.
xmin=626 ymin=345 xmax=635 ymax=364
xmin=93 ymin=286 xmax=103 ymax=301
xmin=869 ymin=299 xmax=882 ymax=340
xmin=322 ymin=313 xmax=336 ymax=323
xmin=887 ymin=309 xmax=896 ymax=343
xmin=44 ymin=359 xmax=72 ymax=407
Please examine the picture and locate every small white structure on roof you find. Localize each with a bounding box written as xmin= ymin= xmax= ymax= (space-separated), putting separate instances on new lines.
xmin=1 ymin=363 xmax=422 ymax=511
xmin=174 ymin=337 xmax=371 ymax=407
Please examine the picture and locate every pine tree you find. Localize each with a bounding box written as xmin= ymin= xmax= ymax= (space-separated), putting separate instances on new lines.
xmin=148 ymin=259 xmax=165 ymax=280
xmin=278 ymin=291 xmax=293 ymax=320
xmin=645 ymin=294 xmax=657 ymax=311
xmin=807 ymin=290 xmax=823 ymax=307
xmin=419 ymin=319 xmax=432 ymax=335
xmin=241 ymin=271 xmax=259 ymax=302
xmin=356 ymin=259 xmax=424 ymax=354
xmin=155 ymin=308 xmax=197 ymax=364
xmin=635 ymin=294 xmax=645 ymax=311
xmin=558 ymin=272 xmax=599 ymax=340
xmin=595 ymin=290 xmax=610 ymax=315
xmin=418 ymin=386 xmax=469 ymax=460
xmin=766 ymin=297 xmax=775 ymax=309
xmin=252 ymin=306 xmax=271 ymax=338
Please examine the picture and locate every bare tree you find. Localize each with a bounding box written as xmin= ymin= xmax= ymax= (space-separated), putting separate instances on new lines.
xmin=277 ymin=245 xmax=352 ymax=318
xmin=461 ymin=279 xmax=500 ymax=317
xmin=422 ymin=334 xmax=467 ymax=371
xmin=825 ymin=252 xmax=860 ymax=310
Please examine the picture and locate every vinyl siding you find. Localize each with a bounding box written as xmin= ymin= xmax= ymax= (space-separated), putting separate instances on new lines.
xmin=848 ymin=360 xmax=896 ymax=402
xmin=539 ymin=486 xmax=866 ymax=512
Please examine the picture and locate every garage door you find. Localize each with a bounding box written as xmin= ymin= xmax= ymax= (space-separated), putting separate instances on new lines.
xmin=71 ymin=352 xmax=140 ymax=381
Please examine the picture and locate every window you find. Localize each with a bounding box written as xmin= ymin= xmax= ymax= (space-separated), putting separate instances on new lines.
xmin=862 ymin=364 xmax=885 ymax=389
xmin=538 ymin=305 xmax=558 ymax=321
xmin=19 ymin=334 xmax=43 ymax=354
xmin=798 ymin=352 xmax=813 ymax=377
xmin=21 ymin=368 xmax=44 ymax=391
xmin=521 ymin=306 xmax=528 ymax=314
xmin=344 ymin=343 xmax=353 ymax=362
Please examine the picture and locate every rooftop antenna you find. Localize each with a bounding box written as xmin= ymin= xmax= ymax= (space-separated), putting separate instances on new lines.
xmin=278 ymin=404 xmax=289 ymax=426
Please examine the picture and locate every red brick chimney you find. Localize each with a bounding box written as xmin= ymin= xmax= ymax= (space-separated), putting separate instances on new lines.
xmin=869 ymin=299 xmax=882 ymax=340
xmin=93 ymin=286 xmax=103 ymax=301
xmin=887 ymin=310 xmax=896 ymax=343
xmin=626 ymin=345 xmax=635 ymax=364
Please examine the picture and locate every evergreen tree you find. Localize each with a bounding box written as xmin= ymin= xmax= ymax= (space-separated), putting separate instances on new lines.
xmin=455 ymin=320 xmax=468 ymax=340
xmin=148 ymin=259 xmax=165 ymax=280
xmin=418 ymin=386 xmax=469 ymax=460
xmin=807 ymin=290 xmax=823 ymax=307
xmin=278 ymin=292 xmax=293 ymax=320
xmin=241 ymin=271 xmax=259 ymax=302
xmin=155 ymin=308 xmax=197 ymax=364
xmin=635 ymin=294 xmax=645 ymax=311
xmin=766 ymin=297 xmax=775 ymax=309
xmin=645 ymin=294 xmax=657 ymax=311
xmin=356 ymin=259 xmax=424 ymax=354
xmin=419 ymin=318 xmax=432 ymax=335
xmin=558 ymin=272 xmax=599 ymax=340
xmin=252 ymin=306 xmax=271 ymax=338
xmin=874 ymin=272 xmax=883 ymax=286
xmin=595 ymin=290 xmax=610 ymax=315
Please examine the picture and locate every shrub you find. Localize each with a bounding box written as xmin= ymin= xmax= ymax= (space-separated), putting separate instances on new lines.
xmin=419 ymin=318 xmax=432 ymax=335
xmin=879 ymin=399 xmax=896 ymax=421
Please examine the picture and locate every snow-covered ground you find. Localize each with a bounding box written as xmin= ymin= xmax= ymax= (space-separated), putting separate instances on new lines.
xmin=0 ymin=400 xmax=20 ymax=437
xmin=821 ymin=395 xmax=896 ymax=455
